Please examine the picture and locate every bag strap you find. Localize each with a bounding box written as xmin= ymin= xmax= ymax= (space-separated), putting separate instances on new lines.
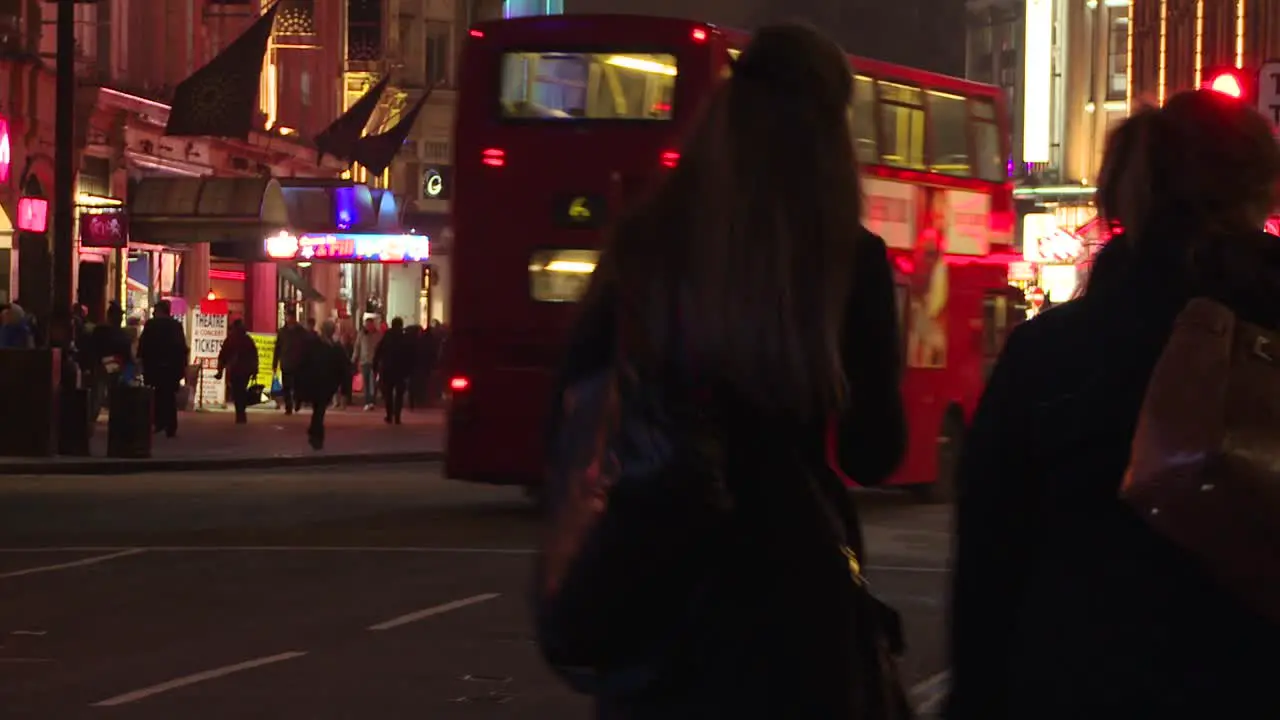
xmin=802 ymin=464 xmax=868 ymax=586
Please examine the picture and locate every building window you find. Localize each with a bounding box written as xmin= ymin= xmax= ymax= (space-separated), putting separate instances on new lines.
xmin=300 ymin=70 xmax=312 ymax=106
xmin=1108 ymin=15 xmax=1128 ymax=100
xmin=425 ymin=21 xmax=450 ymax=87
xmin=348 ymin=0 xmax=383 ymax=62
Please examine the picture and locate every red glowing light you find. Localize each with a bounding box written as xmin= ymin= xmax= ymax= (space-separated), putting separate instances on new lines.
xmin=0 ymin=116 xmax=11 ymax=184
xmin=691 ymin=27 xmax=707 ymax=42
xmin=449 ymin=376 xmax=471 ymax=392
xmin=209 ymin=269 xmax=246 ymax=281
xmin=16 ymin=196 xmax=48 ymax=233
xmin=660 ymin=150 xmax=680 ymax=168
xmin=1209 ymin=72 xmax=1244 ymax=99
xmin=482 ymin=148 xmax=506 ymax=167
xmin=469 ymin=29 xmax=484 ymax=38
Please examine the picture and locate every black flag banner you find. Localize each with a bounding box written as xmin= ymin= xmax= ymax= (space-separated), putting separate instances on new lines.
xmin=349 ymin=86 xmax=434 ymax=176
xmin=164 ymin=3 xmax=280 ymax=139
xmin=315 ymin=74 xmax=391 ymax=163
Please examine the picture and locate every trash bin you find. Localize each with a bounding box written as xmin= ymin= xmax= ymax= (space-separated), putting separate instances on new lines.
xmin=107 ymin=385 xmax=153 ymax=459
xmin=57 ymin=387 xmax=91 ymax=456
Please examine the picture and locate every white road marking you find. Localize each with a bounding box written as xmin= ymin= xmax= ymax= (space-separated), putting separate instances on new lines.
xmin=369 ymin=593 xmax=501 ymax=631
xmin=0 ymin=549 xmax=145 ymax=579
xmin=90 ymin=651 xmax=307 ymax=707
xmin=0 ymin=547 xmax=950 ymax=572
xmin=911 ymin=670 xmax=950 ymax=715
xmin=910 ymin=670 xmax=950 ymax=696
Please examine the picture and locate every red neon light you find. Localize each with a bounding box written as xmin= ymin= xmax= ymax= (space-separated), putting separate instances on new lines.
xmin=691 ymin=27 xmax=707 ymax=42
xmin=1209 ymin=72 xmax=1244 ymax=99
xmin=469 ymin=29 xmax=484 ymax=38
xmin=209 ymin=269 xmax=246 ymax=281
xmin=482 ymin=148 xmax=506 ymax=167
xmin=449 ymin=376 xmax=471 ymax=392
xmin=16 ymin=196 xmax=48 ymax=233
xmin=660 ymin=150 xmax=680 ymax=168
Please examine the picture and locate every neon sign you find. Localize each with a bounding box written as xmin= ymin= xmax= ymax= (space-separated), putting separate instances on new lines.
xmin=0 ymin=116 xmax=10 ymax=184
xmin=263 ymin=232 xmax=429 ymax=263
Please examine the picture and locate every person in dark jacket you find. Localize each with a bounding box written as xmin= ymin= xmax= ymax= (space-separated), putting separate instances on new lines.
xmin=86 ymin=301 xmax=133 ymax=421
xmin=545 ymin=24 xmax=906 ymax=719
xmin=296 ymin=320 xmax=349 ymax=450
xmin=946 ymin=91 xmax=1280 ymax=720
xmin=137 ymin=299 xmax=189 ymax=438
xmin=272 ymin=311 xmax=310 ymax=415
xmin=373 ymin=317 xmax=416 ymax=424
xmin=215 ymin=319 xmax=259 ymax=424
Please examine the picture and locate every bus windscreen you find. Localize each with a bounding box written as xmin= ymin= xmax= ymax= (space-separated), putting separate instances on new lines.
xmin=499 ymin=51 xmax=677 ymax=121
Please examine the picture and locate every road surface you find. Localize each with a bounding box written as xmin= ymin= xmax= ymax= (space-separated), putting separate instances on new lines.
xmin=0 ymin=464 xmax=952 ymax=718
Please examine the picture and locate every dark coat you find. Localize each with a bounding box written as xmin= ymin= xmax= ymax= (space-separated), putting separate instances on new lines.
xmin=296 ymin=336 xmax=348 ymax=404
xmin=549 ymin=230 xmax=906 ymax=719
xmin=217 ymin=331 xmax=259 ymax=379
xmin=137 ymin=315 xmax=188 ymax=385
xmin=373 ymin=328 xmax=416 ymax=382
xmin=946 ymin=232 xmax=1280 ymax=720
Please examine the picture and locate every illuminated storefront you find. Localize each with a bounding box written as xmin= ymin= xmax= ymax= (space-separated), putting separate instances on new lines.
xmin=1020 ymin=212 xmax=1086 ymax=313
xmin=264 ymin=230 xmax=430 ymax=326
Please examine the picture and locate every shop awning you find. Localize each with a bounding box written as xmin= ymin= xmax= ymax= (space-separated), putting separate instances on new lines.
xmin=128 ymin=178 xmax=289 ymax=245
xmin=278 ymin=263 xmax=325 ymax=302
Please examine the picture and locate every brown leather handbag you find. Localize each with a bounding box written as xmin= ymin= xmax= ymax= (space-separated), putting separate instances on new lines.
xmin=1121 ymin=297 xmax=1280 ymax=624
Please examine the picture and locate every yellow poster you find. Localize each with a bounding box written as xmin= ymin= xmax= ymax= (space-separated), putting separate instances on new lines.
xmin=248 ymin=332 xmax=277 ymax=394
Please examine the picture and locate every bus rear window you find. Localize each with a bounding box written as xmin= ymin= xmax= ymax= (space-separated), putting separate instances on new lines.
xmin=530 ymin=249 xmax=600 ymax=302
xmin=500 ymin=52 xmax=677 ymax=121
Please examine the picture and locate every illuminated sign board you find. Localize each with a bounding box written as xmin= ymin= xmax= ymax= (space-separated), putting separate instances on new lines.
xmin=0 ymin=116 xmax=10 ymax=184
xmin=79 ymin=211 xmax=129 ymax=248
xmin=1023 ymin=0 xmax=1052 ymax=163
xmin=263 ymin=231 xmax=429 ymax=263
xmin=421 ymin=166 xmax=451 ymax=200
xmin=17 ymin=196 xmax=48 ymax=233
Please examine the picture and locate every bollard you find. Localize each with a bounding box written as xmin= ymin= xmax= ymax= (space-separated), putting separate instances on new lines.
xmin=107 ymin=385 xmax=153 ymax=459
xmin=57 ymin=387 xmax=91 ymax=456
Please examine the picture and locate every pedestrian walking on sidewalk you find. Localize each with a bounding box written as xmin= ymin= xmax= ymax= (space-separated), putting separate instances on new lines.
xmin=272 ymin=309 xmax=309 ymax=415
xmin=534 ymin=24 xmax=909 ymax=719
xmin=373 ymin=317 xmax=415 ymax=424
xmin=137 ymin=299 xmax=188 ymax=438
xmin=352 ymin=317 xmax=382 ymax=411
xmin=215 ymin=319 xmax=259 ymax=424
xmin=296 ymin=320 xmax=348 ymax=450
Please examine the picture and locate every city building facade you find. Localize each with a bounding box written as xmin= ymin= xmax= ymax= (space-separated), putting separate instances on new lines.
xmin=1129 ymin=0 xmax=1280 ymax=102
xmin=965 ymin=0 xmax=1132 ymax=300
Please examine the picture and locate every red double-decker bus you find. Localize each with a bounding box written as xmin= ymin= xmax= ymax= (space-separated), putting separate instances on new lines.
xmin=447 ymin=14 xmax=1024 ymax=501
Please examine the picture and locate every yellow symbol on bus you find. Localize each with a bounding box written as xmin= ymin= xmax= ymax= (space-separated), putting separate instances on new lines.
xmin=568 ymin=197 xmax=592 ymax=220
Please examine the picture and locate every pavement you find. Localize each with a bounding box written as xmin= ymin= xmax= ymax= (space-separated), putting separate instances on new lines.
xmin=0 ymin=407 xmax=444 ymax=475
xmin=0 ymin=465 xmax=953 ymax=718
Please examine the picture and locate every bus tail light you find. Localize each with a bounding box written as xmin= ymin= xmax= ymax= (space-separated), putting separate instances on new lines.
xmin=450 ymin=376 xmax=472 ymax=392
xmin=660 ymin=150 xmax=680 ymax=168
xmin=482 ymin=148 xmax=506 ymax=167
xmin=691 ymin=27 xmax=707 ymax=43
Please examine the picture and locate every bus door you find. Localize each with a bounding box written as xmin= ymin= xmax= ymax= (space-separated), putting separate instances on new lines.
xmin=980 ymin=287 xmax=1026 ymax=378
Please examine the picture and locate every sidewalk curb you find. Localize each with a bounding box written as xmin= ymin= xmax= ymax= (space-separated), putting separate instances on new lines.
xmin=0 ymin=451 xmax=445 ymax=476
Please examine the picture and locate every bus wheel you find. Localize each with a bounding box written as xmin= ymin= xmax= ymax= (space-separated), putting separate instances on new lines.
xmin=917 ymin=414 xmax=963 ymax=504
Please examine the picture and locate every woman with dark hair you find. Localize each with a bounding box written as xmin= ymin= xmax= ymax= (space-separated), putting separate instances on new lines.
xmin=545 ymin=24 xmax=906 ymax=718
xmin=947 ymin=90 xmax=1280 ymax=720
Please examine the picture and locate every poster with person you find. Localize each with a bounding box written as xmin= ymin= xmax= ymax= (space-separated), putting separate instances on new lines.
xmin=906 ymin=187 xmax=950 ymax=369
